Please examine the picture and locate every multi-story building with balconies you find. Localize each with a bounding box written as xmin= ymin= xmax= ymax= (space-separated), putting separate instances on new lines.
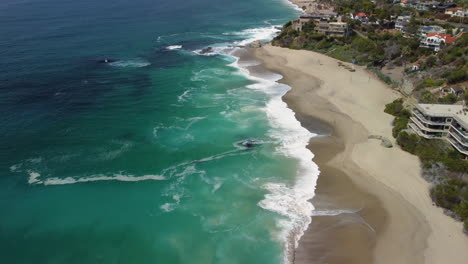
xmin=409 ymin=104 xmax=468 ymax=156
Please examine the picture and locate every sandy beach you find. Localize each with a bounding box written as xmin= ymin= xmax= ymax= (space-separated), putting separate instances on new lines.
xmin=244 ymin=45 xmax=468 ymax=263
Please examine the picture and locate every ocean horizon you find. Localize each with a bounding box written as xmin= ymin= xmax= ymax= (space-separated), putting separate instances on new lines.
xmin=0 ymin=0 xmax=320 ymax=263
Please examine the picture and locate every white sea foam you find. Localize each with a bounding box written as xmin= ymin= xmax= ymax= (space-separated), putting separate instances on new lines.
xmin=312 ymin=209 xmax=360 ymax=216
xmin=280 ymin=0 xmax=305 ymax=13
xmin=166 ymin=45 xmax=183 ymax=50
xmin=193 ymin=25 xmax=281 ymax=58
xmin=234 ymin=26 xmax=282 ymax=47
xmin=258 ymin=86 xmax=319 ymax=256
xmin=223 ymin=30 xmax=320 ymax=263
xmin=193 ymin=45 xmax=228 ymax=56
xmin=28 ymin=171 xmax=42 ymax=184
xmin=177 ymin=89 xmax=191 ymax=102
xmin=160 ymin=194 xmax=181 ymax=212
xmin=153 ymin=116 xmax=205 ymax=137
xmin=109 ymin=59 xmax=151 ymax=68
xmin=26 ymin=173 xmax=166 ymax=186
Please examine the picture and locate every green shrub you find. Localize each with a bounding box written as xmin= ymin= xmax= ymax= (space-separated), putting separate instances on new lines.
xmin=393 ymin=116 xmax=409 ymax=138
xmin=426 ymin=56 xmax=437 ymax=68
xmin=432 ymin=182 xmax=462 ymax=210
xmin=443 ymin=156 xmax=468 ymax=173
xmin=455 ymin=201 xmax=468 ymax=220
xmin=384 ymin=99 xmax=403 ymax=116
xmin=416 ymin=78 xmax=444 ymax=90
xmin=421 ymin=91 xmax=436 ymax=103
xmin=438 ymin=93 xmax=458 ymax=104
xmin=351 ymin=37 xmax=376 ymax=53
xmin=316 ymin=39 xmax=333 ymax=49
xmin=302 ymin=20 xmax=316 ymax=33
xmin=432 ymin=179 xmax=468 ymax=222
xmin=397 ymin=131 xmax=420 ymax=153
xmin=446 ymin=69 xmax=467 ymax=84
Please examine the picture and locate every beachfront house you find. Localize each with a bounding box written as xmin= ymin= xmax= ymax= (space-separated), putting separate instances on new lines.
xmin=292 ymin=14 xmax=349 ymax=38
xmin=315 ymin=19 xmax=349 ymax=38
xmin=419 ymin=32 xmax=463 ymax=51
xmin=292 ymin=14 xmax=318 ymax=31
xmin=395 ymin=16 xmax=411 ymax=31
xmin=445 ymin=8 xmax=468 ymax=17
xmin=409 ymin=104 xmax=468 ymax=156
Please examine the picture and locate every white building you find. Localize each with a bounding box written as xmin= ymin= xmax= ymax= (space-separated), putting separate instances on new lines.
xmin=445 ymin=8 xmax=468 ymax=17
xmin=409 ymin=104 xmax=468 ymax=156
xmin=420 ymin=33 xmax=458 ymax=52
xmin=395 ymin=16 xmax=411 ymax=31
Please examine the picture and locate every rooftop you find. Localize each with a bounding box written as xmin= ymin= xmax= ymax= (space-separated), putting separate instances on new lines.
xmin=426 ymin=33 xmax=459 ymax=44
xmin=416 ymin=104 xmax=468 ymax=128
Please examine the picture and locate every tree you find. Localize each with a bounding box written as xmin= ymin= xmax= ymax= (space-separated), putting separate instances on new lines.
xmin=406 ymin=18 xmax=420 ymax=36
xmin=302 ymin=20 xmax=315 ymax=33
xmin=447 ymin=69 xmax=467 ymax=84
xmin=425 ymin=56 xmax=437 ymax=68
xmin=385 ymin=43 xmax=402 ymax=60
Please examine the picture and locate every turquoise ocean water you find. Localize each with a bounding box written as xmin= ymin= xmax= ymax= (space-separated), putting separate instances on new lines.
xmin=0 ymin=0 xmax=320 ymax=263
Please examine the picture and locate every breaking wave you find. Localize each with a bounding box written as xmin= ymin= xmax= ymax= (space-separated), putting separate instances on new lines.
xmin=221 ymin=28 xmax=320 ymax=263
xmin=166 ymin=45 xmax=183 ymax=50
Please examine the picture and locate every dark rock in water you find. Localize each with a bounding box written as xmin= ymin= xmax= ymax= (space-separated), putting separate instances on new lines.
xmin=200 ymin=47 xmax=214 ymax=54
xmin=245 ymin=141 xmax=254 ymax=148
xmin=97 ymin=58 xmax=118 ymax=64
xmin=242 ymin=139 xmax=260 ymax=148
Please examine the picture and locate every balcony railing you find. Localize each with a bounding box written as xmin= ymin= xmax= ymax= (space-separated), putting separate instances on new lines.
xmin=410 ymin=117 xmax=448 ymax=133
xmin=413 ymin=110 xmax=451 ymax=126
xmin=409 ymin=123 xmax=442 ymax=139
xmin=448 ymin=130 xmax=468 ymax=148
xmin=450 ymin=124 xmax=468 ymax=139
xmin=447 ymin=136 xmax=468 ymax=155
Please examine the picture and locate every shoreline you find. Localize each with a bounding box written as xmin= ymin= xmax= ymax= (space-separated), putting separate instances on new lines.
xmin=246 ymin=45 xmax=468 ymax=263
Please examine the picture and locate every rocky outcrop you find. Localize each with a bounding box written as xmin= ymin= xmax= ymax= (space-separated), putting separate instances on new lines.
xmin=250 ymin=40 xmax=262 ymax=48
xmin=368 ymin=135 xmax=393 ymax=148
xmin=199 ymin=47 xmax=214 ymax=54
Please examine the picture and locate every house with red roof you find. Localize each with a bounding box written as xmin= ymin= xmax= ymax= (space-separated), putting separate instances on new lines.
xmin=352 ymin=12 xmax=369 ymax=22
xmin=445 ymin=7 xmax=468 ymax=17
xmin=356 ymin=12 xmax=368 ymax=18
xmin=420 ymin=32 xmax=465 ymax=51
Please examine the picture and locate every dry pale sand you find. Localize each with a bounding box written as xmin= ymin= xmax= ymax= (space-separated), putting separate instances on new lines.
xmin=251 ymin=45 xmax=468 ymax=264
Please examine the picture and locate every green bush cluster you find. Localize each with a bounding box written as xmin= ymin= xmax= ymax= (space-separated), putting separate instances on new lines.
xmin=445 ymin=69 xmax=467 ymax=84
xmin=397 ymin=131 xmax=468 ymax=173
xmin=384 ymin=99 xmax=410 ymax=137
xmin=384 ymin=98 xmax=404 ymax=115
xmin=416 ymin=78 xmax=444 ymax=90
xmin=431 ymin=179 xmax=468 ymax=231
